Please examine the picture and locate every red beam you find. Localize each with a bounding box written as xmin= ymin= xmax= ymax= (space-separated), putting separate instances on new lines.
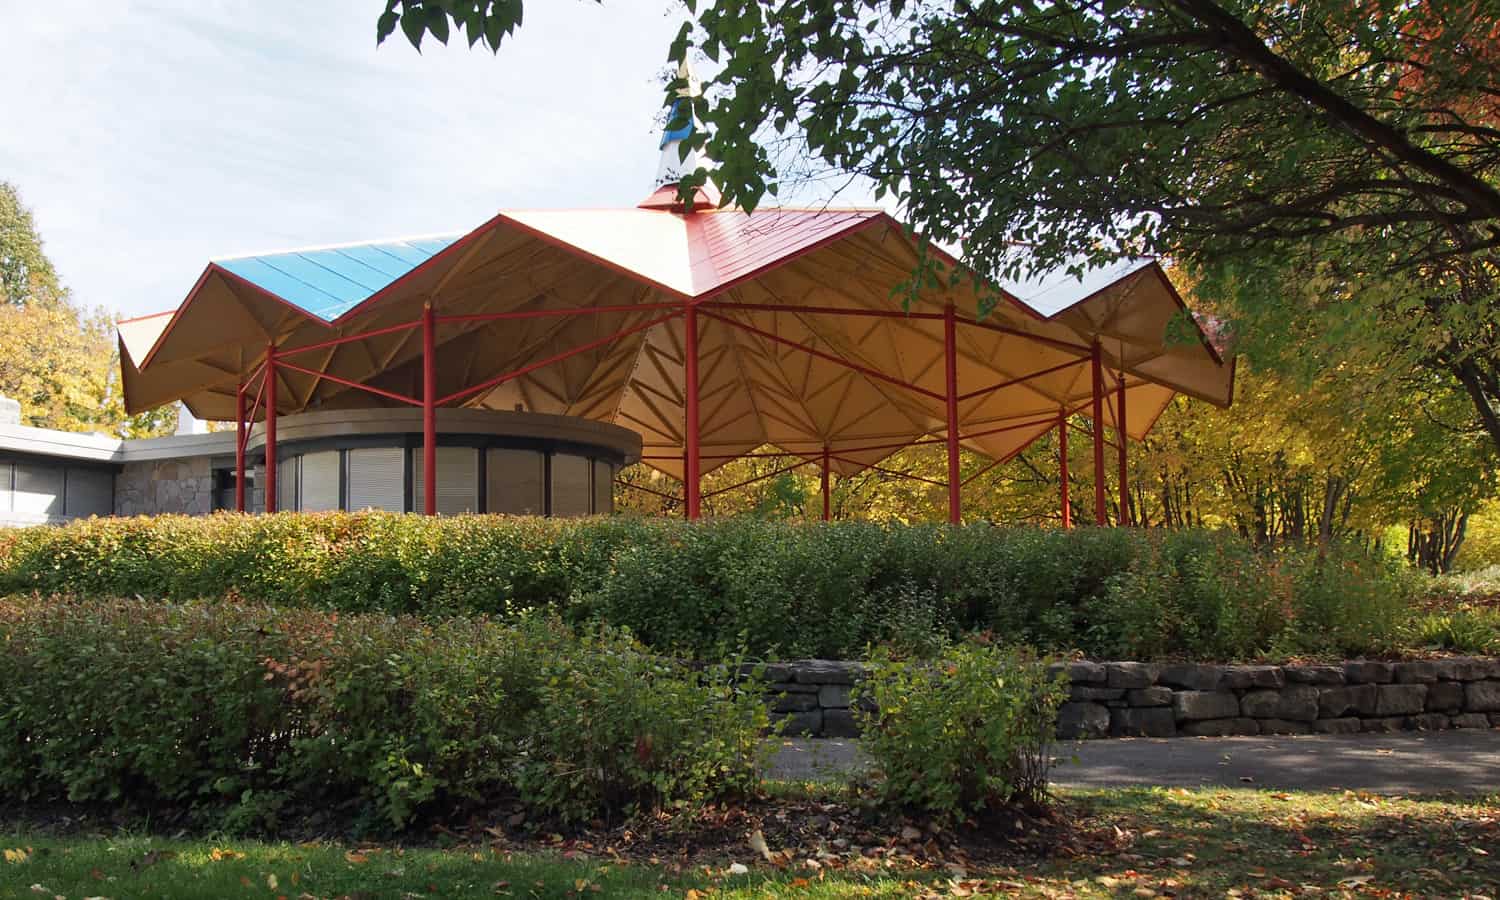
xmin=239 ymin=371 xmax=266 ymax=455
xmin=274 ymin=319 xmax=422 ymax=358
xmin=234 ymin=381 xmax=246 ymax=512
xmin=956 ymin=358 xmax=1087 ymax=402
xmin=944 ymin=304 xmax=960 ymax=523
xmin=684 ymin=303 xmax=701 ymax=519
xmin=422 ymin=303 xmax=437 ymax=516
xmin=700 ymin=300 xmax=945 ymax=321
xmin=274 ymin=358 xmax=423 ymax=407
xmin=829 ymin=454 xmax=948 ymax=488
xmin=617 ymin=478 xmax=680 ymax=502
xmin=1091 ymin=341 xmax=1106 ymax=526
xmin=700 ymin=309 xmax=945 ymax=401
xmin=1058 ymin=410 xmax=1071 ymax=529
xmin=702 ymin=457 xmax=815 ymax=499
xmin=821 ymin=445 xmax=831 ymax=521
xmin=439 ymin=310 xmax=680 ymax=405
xmin=265 ymin=346 xmax=277 ymax=514
xmin=1117 ymin=374 xmax=1130 ymax=526
xmin=436 ymin=301 xmax=683 ymax=325
xmin=957 ymin=316 xmax=1093 ymax=354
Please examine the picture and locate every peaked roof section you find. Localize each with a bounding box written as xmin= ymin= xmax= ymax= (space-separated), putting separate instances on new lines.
xmin=119 ymin=202 xmax=1235 ymax=482
xmin=215 ymin=236 xmax=460 ymax=322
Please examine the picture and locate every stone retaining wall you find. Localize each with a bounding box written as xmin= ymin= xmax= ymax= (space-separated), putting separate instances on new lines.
xmin=764 ymin=658 xmax=1500 ymax=739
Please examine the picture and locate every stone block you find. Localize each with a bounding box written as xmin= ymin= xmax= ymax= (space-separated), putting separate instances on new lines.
xmin=1426 ymin=681 xmax=1464 ymax=712
xmin=1374 ymin=684 xmax=1427 ymax=716
xmin=1222 ymin=665 xmax=1285 ymax=690
xmin=822 ymin=709 xmax=861 ymax=738
xmin=1492 ymin=712 xmax=1500 ymax=727
xmin=1106 ymin=662 xmax=1159 ymax=689
xmin=1110 ymin=706 xmax=1176 ymax=738
xmin=1465 ymin=680 xmax=1500 ymax=712
xmin=1311 ymin=717 xmax=1363 ymax=735
xmin=1181 ymin=717 xmax=1259 ymax=737
xmin=767 ymin=679 xmax=817 ymax=694
xmin=1319 ymin=684 xmax=1378 ymax=718
xmin=751 ymin=663 xmax=796 ymax=683
xmin=1258 ymin=718 xmax=1312 ymax=735
xmin=1451 ymin=713 xmax=1491 ymax=729
xmin=1157 ymin=663 xmax=1223 ymax=691
xmin=1394 ymin=661 xmax=1438 ymax=684
xmin=1056 ymin=702 xmax=1111 ymax=739
xmin=1283 ymin=665 xmax=1345 ymax=686
xmin=818 ymin=684 xmax=853 ymax=709
xmin=1071 ymin=685 xmax=1126 ymax=701
xmin=1242 ymin=686 xmax=1319 ymax=722
xmin=1126 ymin=687 xmax=1173 ymax=707
xmin=1344 ymin=661 xmax=1395 ymax=684
xmin=771 ymin=692 xmax=820 ymax=713
xmin=792 ymin=660 xmax=864 ymax=685
xmin=1048 ymin=660 xmax=1106 ymax=685
xmin=1360 ymin=716 xmax=1409 ymax=733
xmin=773 ymin=709 xmax=823 ymax=736
xmin=1174 ymin=690 xmax=1241 ymax=722
xmin=1410 ymin=713 xmax=1449 ymax=732
xmin=1433 ymin=657 xmax=1500 ymax=681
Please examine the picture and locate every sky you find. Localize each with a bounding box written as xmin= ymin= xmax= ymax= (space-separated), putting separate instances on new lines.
xmin=0 ymin=0 xmax=711 ymax=319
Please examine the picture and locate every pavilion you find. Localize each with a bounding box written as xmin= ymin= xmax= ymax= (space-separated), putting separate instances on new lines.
xmin=116 ymin=70 xmax=1234 ymax=525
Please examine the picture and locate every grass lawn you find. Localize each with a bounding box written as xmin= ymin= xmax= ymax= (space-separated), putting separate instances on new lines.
xmin=2 ymin=787 xmax=1496 ymax=899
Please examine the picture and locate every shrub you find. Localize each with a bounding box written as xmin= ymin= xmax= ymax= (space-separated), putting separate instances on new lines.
xmin=0 ymin=597 xmax=770 ymax=832
xmin=1408 ymin=606 xmax=1500 ymax=654
xmin=852 ymin=641 xmax=1067 ymax=820
xmin=0 ymin=513 xmax=1423 ymax=661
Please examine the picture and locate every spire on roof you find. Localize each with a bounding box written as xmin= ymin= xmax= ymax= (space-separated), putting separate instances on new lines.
xmin=640 ymin=61 xmax=720 ymax=212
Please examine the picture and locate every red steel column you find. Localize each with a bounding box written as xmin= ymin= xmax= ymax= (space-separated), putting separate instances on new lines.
xmin=1058 ymin=410 xmax=1071 ymax=529
xmin=944 ymin=303 xmax=960 ymax=524
xmin=1117 ymin=373 xmax=1130 ymax=526
xmin=1090 ymin=341 xmax=1106 ymax=525
xmin=821 ymin=445 xmax=831 ymax=522
xmin=265 ymin=345 xmax=278 ymax=514
xmin=684 ymin=303 xmax=701 ymax=520
xmin=234 ymin=381 xmax=246 ymax=512
xmin=422 ymin=302 xmax=437 ymax=516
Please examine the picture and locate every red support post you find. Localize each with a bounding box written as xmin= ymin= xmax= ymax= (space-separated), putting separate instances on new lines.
xmin=422 ymin=303 xmax=437 ymax=517
xmin=1117 ymin=374 xmax=1130 ymax=526
xmin=1090 ymin=341 xmax=1106 ymax=526
xmin=1058 ymin=410 xmax=1071 ymax=529
xmin=944 ymin=303 xmax=961 ymax=524
xmin=821 ymin=445 xmax=831 ymax=522
xmin=684 ymin=303 xmax=701 ymax=520
xmin=234 ymin=381 xmax=246 ymax=512
xmin=265 ymin=345 xmax=278 ymax=514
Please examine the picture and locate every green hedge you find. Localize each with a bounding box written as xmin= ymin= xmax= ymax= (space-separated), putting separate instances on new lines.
xmin=0 ymin=514 xmax=1418 ymax=660
xmin=855 ymin=641 xmax=1066 ymax=820
xmin=0 ymin=597 xmax=769 ymax=831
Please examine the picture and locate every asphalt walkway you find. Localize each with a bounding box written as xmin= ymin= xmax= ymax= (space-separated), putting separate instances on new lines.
xmin=768 ymin=730 xmax=1500 ymax=794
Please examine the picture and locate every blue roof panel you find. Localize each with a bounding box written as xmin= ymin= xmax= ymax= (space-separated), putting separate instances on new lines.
xmin=214 ymin=236 xmax=461 ymax=321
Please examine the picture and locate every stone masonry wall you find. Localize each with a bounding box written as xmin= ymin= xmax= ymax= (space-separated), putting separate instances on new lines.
xmin=115 ymin=458 xmax=214 ymax=517
xmin=765 ymin=658 xmax=1500 ymax=739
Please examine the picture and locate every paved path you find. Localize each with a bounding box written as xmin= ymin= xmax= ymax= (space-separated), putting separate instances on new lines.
xmin=768 ymin=730 xmax=1500 ymax=794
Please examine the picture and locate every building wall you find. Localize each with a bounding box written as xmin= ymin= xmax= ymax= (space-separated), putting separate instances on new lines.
xmin=0 ymin=457 xmax=116 ymax=527
xmin=115 ymin=457 xmax=214 ymax=516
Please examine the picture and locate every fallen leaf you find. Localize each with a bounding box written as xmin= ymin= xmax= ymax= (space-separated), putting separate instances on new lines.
xmin=748 ymin=829 xmax=773 ymax=862
xmin=4 ymin=848 xmax=30 ymax=864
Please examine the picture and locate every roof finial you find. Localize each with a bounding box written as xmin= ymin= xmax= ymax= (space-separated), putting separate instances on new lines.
xmin=640 ymin=61 xmax=721 ymax=211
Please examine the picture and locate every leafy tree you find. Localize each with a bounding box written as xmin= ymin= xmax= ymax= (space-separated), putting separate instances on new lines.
xmin=381 ymin=0 xmax=1500 ymax=458
xmin=0 ymin=182 xmax=61 ymax=308
xmin=0 ymin=183 xmax=174 ymax=437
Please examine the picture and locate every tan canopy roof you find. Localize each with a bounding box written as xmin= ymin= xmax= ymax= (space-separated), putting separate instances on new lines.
xmin=119 ymin=206 xmax=1233 ymax=478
